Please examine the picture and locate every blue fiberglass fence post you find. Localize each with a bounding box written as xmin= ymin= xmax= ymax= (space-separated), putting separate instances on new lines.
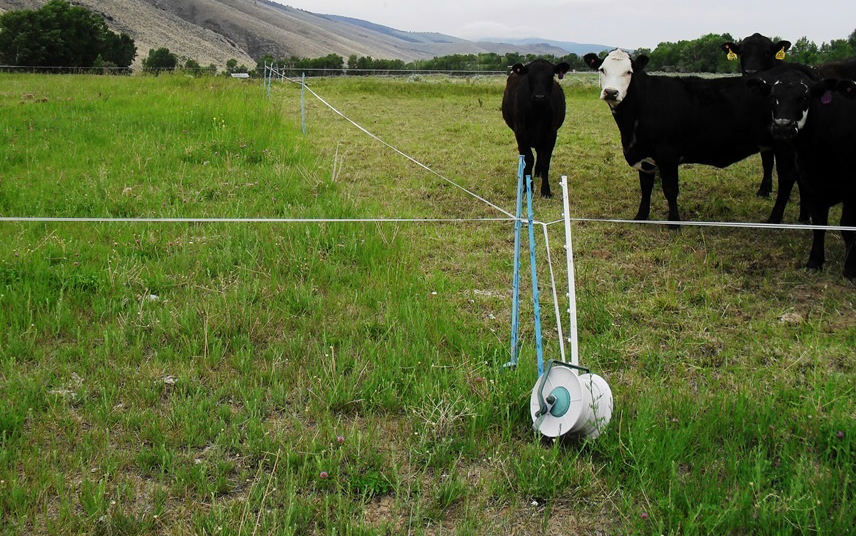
xmin=507 ymin=155 xmax=525 ymax=368
xmin=526 ymin=175 xmax=545 ymax=376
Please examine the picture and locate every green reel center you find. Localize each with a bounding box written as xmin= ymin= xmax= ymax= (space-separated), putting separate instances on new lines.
xmin=548 ymin=387 xmax=571 ymax=417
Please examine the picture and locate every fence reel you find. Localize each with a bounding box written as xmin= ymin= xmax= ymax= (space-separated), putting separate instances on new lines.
xmin=530 ymin=360 xmax=613 ymax=438
xmin=508 ymin=166 xmax=613 ymax=439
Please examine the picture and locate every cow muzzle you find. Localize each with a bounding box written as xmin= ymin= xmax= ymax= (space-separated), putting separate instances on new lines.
xmin=601 ymin=88 xmax=621 ymax=105
xmin=770 ymin=119 xmax=799 ymax=140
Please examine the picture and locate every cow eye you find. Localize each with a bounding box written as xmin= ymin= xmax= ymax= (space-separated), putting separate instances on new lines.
xmin=598 ymin=67 xmax=604 ymax=73
xmin=626 ymin=71 xmax=632 ymax=76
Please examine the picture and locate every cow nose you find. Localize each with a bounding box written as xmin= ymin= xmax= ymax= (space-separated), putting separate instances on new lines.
xmin=770 ymin=119 xmax=798 ymax=140
xmin=603 ymin=88 xmax=619 ymax=101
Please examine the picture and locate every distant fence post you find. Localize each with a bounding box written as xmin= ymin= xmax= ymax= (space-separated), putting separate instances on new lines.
xmin=264 ymin=62 xmax=270 ymax=99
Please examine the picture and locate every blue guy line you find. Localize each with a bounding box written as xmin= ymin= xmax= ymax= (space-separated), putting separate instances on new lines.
xmin=526 ymin=175 xmax=545 ymax=376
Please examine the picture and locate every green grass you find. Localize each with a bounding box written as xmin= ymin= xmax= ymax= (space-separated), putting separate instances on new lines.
xmin=0 ymin=72 xmax=853 ymax=535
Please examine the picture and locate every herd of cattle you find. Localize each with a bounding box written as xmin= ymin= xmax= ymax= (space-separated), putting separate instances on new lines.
xmin=501 ymin=33 xmax=856 ymax=281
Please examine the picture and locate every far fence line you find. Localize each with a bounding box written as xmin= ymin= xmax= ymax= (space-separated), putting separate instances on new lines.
xmin=0 ymin=64 xmax=514 ymax=77
xmin=2 ymin=64 xmax=603 ymax=78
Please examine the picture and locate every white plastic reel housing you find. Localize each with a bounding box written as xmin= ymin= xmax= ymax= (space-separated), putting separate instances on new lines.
xmin=529 ymin=366 xmax=613 ymax=438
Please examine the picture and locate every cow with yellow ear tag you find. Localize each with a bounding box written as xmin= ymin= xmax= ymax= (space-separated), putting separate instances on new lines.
xmin=719 ymin=33 xmax=804 ymax=214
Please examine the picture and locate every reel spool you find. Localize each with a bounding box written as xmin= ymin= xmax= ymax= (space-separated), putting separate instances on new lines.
xmin=530 ymin=360 xmax=613 ymax=438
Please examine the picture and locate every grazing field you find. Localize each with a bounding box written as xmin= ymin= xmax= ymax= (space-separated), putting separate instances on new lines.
xmin=0 ymin=73 xmax=853 ymax=535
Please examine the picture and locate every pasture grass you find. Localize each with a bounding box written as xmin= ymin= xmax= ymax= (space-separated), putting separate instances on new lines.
xmin=0 ymin=72 xmax=853 ymax=535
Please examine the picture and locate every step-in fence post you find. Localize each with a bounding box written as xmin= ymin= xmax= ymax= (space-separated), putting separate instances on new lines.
xmin=301 ymin=72 xmax=306 ymax=134
xmin=506 ymin=155 xmax=525 ymax=368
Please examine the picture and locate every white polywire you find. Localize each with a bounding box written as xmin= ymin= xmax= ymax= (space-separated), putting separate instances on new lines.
xmin=0 ymin=217 xmax=513 ymax=224
xmin=277 ymin=73 xmax=515 ymax=219
xmin=540 ymin=222 xmax=566 ymax=364
xmin=542 ymin=217 xmax=856 ymax=232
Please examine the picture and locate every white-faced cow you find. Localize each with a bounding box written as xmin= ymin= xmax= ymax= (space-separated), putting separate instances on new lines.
xmin=502 ymin=59 xmax=571 ymax=198
xmin=748 ymin=68 xmax=856 ymax=280
xmin=583 ymin=49 xmax=794 ymax=225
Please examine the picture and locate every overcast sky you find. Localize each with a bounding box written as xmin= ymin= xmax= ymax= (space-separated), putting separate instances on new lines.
xmin=276 ymin=1 xmax=855 ymax=50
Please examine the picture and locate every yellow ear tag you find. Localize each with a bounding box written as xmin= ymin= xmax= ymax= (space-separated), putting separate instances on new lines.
xmin=776 ymin=48 xmax=786 ymax=60
xmin=727 ymin=50 xmax=738 ymax=61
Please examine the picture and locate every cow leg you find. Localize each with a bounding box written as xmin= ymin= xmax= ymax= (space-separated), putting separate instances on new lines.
xmin=767 ymin=145 xmax=797 ymax=224
xmin=534 ymin=135 xmax=557 ymax=198
xmin=806 ymin=205 xmax=829 ymax=272
xmin=757 ymin=149 xmax=774 ymax=198
xmin=519 ymin=146 xmax=535 ymax=184
xmin=841 ymin=202 xmax=855 ymax=281
xmin=635 ymin=170 xmax=655 ymax=220
xmin=659 ymin=162 xmax=681 ymax=225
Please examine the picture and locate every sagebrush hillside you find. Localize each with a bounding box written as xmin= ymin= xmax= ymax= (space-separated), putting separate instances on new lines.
xmin=0 ymin=0 xmax=570 ymax=68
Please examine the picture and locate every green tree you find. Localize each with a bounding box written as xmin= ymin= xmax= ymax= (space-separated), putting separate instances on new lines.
xmin=789 ymin=37 xmax=820 ymax=65
xmin=142 ymin=47 xmax=178 ymax=73
xmin=102 ymin=32 xmax=136 ymax=68
xmin=818 ymin=39 xmax=853 ymax=62
xmin=0 ymin=0 xmax=135 ymax=68
xmin=184 ymin=58 xmax=201 ymax=74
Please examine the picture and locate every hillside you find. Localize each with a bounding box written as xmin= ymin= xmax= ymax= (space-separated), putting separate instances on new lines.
xmin=0 ymin=0 xmax=593 ymax=69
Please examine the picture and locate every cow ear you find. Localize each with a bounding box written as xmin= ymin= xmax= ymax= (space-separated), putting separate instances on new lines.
xmin=722 ymin=42 xmax=737 ymax=55
xmin=773 ymin=40 xmax=791 ymax=61
xmin=746 ymin=78 xmax=771 ymax=96
xmin=834 ymin=79 xmax=856 ymax=99
xmin=554 ymin=62 xmax=571 ymax=79
xmin=633 ymin=55 xmax=649 ymax=71
xmin=511 ymin=63 xmax=527 ymax=75
xmin=722 ymin=42 xmax=741 ymax=59
xmin=810 ymin=79 xmax=838 ymax=99
xmin=775 ymin=40 xmax=792 ymax=53
xmin=583 ymin=53 xmax=603 ymax=70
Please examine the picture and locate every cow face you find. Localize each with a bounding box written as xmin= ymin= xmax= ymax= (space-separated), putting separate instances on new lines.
xmin=722 ymin=33 xmax=791 ymax=75
xmin=747 ymin=77 xmax=810 ymax=140
xmin=584 ymin=49 xmax=648 ymax=107
xmin=511 ymin=60 xmax=571 ymax=107
xmin=746 ymin=77 xmax=856 ymax=141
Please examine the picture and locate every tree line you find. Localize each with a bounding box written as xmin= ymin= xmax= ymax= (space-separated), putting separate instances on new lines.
xmin=260 ymin=30 xmax=855 ymax=76
xmin=635 ymin=31 xmax=856 ymax=73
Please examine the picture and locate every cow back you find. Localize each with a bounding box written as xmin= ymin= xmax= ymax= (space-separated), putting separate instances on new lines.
xmin=618 ymin=72 xmax=767 ymax=168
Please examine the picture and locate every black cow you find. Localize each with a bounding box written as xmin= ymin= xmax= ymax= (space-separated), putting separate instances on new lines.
xmin=583 ymin=49 xmax=797 ymax=224
xmin=725 ymin=33 xmax=856 ymax=80
xmin=502 ymin=59 xmax=570 ymax=197
xmin=748 ymin=69 xmax=856 ymax=280
xmin=721 ymin=33 xmax=792 ymax=75
xmin=722 ymin=33 xmax=856 ymax=205
xmin=721 ymin=33 xmax=792 ymax=200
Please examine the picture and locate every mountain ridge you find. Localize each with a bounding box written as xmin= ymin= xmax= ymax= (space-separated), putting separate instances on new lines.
xmin=0 ymin=0 xmax=612 ymax=68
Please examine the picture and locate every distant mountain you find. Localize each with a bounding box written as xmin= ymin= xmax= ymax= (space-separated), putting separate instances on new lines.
xmin=0 ymin=0 xmax=591 ymax=68
xmin=480 ymin=37 xmax=614 ymax=57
